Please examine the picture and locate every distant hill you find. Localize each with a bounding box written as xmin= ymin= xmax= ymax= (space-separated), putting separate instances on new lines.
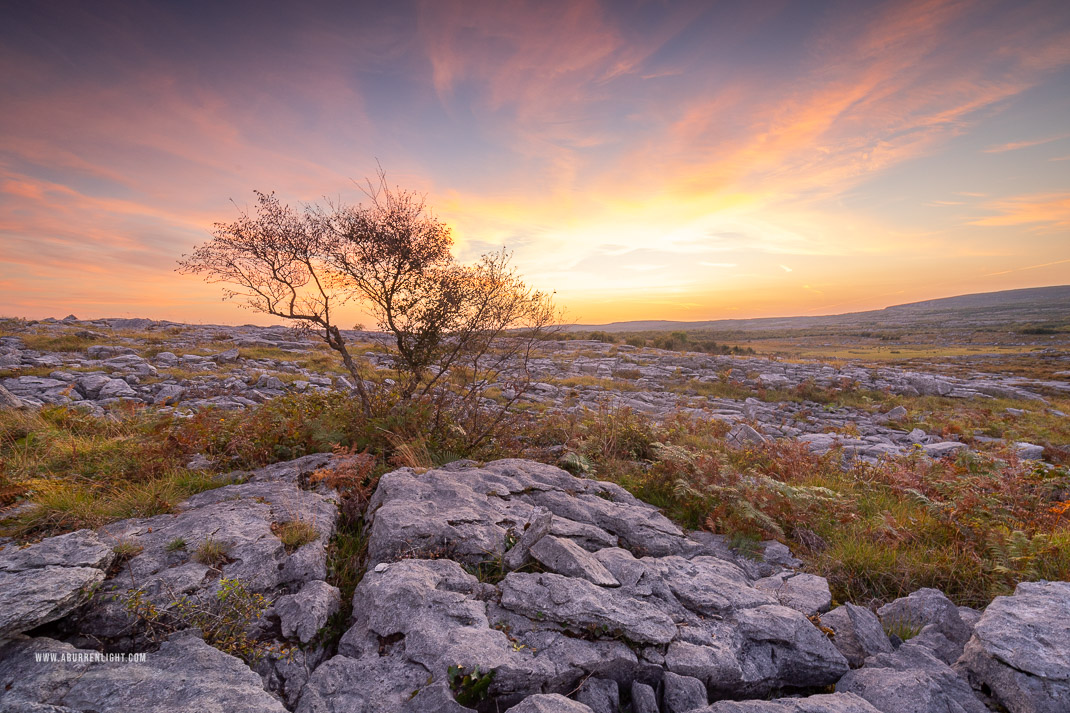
xmin=570 ymin=285 xmax=1070 ymax=333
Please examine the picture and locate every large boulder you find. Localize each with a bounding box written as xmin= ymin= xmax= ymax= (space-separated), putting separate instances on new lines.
xmin=957 ymin=580 xmax=1070 ymax=713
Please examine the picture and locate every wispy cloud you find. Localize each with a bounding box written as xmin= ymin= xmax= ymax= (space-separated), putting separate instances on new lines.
xmin=983 ymin=133 xmax=1070 ymax=153
xmin=986 ymin=258 xmax=1070 ymax=276
xmin=970 ymin=193 xmax=1070 ymax=229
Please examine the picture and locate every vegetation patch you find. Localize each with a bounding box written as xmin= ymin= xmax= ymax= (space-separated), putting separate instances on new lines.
xmin=272 ymin=519 xmax=318 ymax=553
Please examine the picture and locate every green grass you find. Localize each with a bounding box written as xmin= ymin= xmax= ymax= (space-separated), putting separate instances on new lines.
xmin=273 ymin=519 xmax=318 ymax=552
xmin=194 ymin=537 xmax=231 ymax=567
xmin=520 ymin=407 xmax=1070 ymax=608
xmin=547 ymin=375 xmax=642 ymax=392
xmin=14 ymin=331 xmax=105 ymax=353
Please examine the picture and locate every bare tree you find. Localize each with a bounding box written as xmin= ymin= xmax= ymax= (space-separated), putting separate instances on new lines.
xmin=178 ymin=191 xmax=372 ymax=414
xmin=181 ymin=173 xmax=560 ymax=446
xmin=319 ymin=173 xmax=458 ymax=398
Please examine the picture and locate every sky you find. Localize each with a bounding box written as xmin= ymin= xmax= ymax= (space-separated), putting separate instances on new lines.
xmin=1 ymin=0 xmax=1069 ymax=326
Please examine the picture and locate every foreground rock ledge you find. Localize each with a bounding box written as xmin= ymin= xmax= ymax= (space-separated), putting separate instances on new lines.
xmin=0 ymin=456 xmax=1067 ymax=712
xmin=300 ymin=459 xmax=851 ymax=711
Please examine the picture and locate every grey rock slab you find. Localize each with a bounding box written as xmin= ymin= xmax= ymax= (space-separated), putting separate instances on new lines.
xmin=295 ymin=653 xmax=435 ymax=713
xmin=153 ymin=384 xmax=185 ymax=405
xmin=0 ymin=529 xmax=113 ymax=573
xmin=276 ymin=580 xmax=341 ymax=644
xmin=0 ymin=566 xmax=106 ymax=640
xmin=367 ymin=459 xmax=691 ymax=567
xmin=0 ymin=632 xmax=287 ymax=712
xmin=957 ymin=605 xmax=982 ymax=630
xmin=836 ymin=642 xmax=987 ymax=713
xmin=754 ymin=573 xmax=832 ymax=617
xmin=86 ymin=344 xmax=137 ymax=358
xmin=1015 ymin=442 xmax=1045 ymax=460
xmin=820 ymin=603 xmax=892 ymax=669
xmin=0 ymin=530 xmax=115 ymax=639
xmin=254 ymin=374 xmax=287 ymax=390
xmin=340 ymin=558 xmax=638 ymax=702
xmin=922 ymin=442 xmax=967 ymax=458
xmin=958 ymin=580 xmax=1070 ymax=713
xmin=907 ymin=624 xmax=961 ymax=665
xmin=762 ymin=540 xmax=803 ymax=570
xmin=884 ymin=406 xmax=907 ymax=421
xmin=663 ymin=671 xmax=708 ymax=712
xmin=648 ymin=556 xmax=774 ymax=617
xmin=96 ymin=378 xmax=137 ymax=399
xmin=213 ymin=348 xmax=241 ymax=363
xmin=529 ymin=536 xmax=619 ymax=587
xmin=665 ymin=640 xmax=742 ymax=690
xmin=701 ymin=693 xmax=882 ymax=712
xmin=500 ymin=571 xmax=677 ymax=644
xmin=3 ymin=376 xmax=67 ymax=395
xmin=74 ymin=459 xmax=338 ymax=641
xmin=505 ymin=695 xmax=595 ymax=713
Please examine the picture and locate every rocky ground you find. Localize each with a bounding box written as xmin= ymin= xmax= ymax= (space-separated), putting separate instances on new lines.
xmin=1 ymin=455 xmax=1067 ymax=712
xmin=1 ymin=316 xmax=1068 ymax=711
xmin=1 ymin=316 xmax=1066 ymax=466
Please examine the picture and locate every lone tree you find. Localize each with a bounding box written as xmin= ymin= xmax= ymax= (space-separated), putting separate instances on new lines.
xmin=180 ymin=172 xmax=558 ymax=442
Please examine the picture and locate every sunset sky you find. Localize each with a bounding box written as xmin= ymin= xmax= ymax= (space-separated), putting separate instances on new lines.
xmin=2 ymin=0 xmax=1069 ymax=326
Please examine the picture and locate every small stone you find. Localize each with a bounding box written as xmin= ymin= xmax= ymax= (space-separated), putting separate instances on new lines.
xmin=662 ymin=671 xmax=707 ymax=713
xmin=727 ymin=423 xmax=768 ymax=447
xmin=631 ymin=681 xmax=659 ymax=713
xmin=575 ymin=677 xmax=619 ymax=713
xmin=885 ymin=405 xmax=907 ymax=420
xmin=821 ymin=603 xmax=893 ymax=668
xmin=0 ymin=383 xmax=25 ymax=410
xmin=275 ymin=580 xmax=341 ymax=644
xmin=503 ymin=507 xmax=554 ymax=571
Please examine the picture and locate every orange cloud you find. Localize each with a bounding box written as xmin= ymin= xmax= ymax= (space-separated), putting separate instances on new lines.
xmin=984 ymin=134 xmax=1070 ymax=153
xmin=970 ymin=193 xmax=1070 ymax=228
